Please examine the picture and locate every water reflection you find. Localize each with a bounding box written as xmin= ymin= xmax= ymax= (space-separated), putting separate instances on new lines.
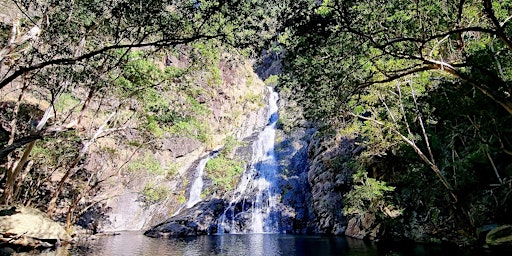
xmin=71 ymin=232 xmax=378 ymax=256
xmin=69 ymin=232 xmax=510 ymax=256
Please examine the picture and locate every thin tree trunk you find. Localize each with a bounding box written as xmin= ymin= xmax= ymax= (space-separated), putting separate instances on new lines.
xmin=77 ymin=87 xmax=96 ymax=125
xmin=0 ymin=102 xmax=55 ymax=204
xmin=350 ymin=113 xmax=458 ymax=203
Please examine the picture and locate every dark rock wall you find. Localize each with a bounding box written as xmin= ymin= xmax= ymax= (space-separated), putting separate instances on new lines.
xmin=306 ymin=133 xmax=361 ymax=235
xmin=274 ymin=128 xmax=315 ymax=234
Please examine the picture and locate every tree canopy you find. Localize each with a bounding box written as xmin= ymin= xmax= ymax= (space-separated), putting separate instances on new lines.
xmin=278 ymin=0 xmax=512 ymax=236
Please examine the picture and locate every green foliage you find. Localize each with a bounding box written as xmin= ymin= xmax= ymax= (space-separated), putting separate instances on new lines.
xmin=264 ymin=75 xmax=279 ymax=86
xmin=222 ymin=135 xmax=240 ymax=156
xmin=343 ymin=169 xmax=398 ymax=217
xmin=205 ymin=156 xmax=245 ymax=193
xmin=115 ymin=51 xmax=176 ymax=95
xmin=177 ymin=192 xmax=187 ymax=204
xmin=31 ymin=131 xmax=82 ymax=168
xmin=140 ymin=181 xmax=168 ymax=204
xmin=316 ymin=0 xmax=333 ymax=17
xmin=277 ymin=115 xmax=294 ymax=134
xmin=190 ymin=40 xmax=222 ymax=86
xmin=280 ymin=0 xmax=512 ymax=122
xmin=127 ymin=153 xmax=164 ymax=175
xmin=243 ymin=91 xmax=263 ymax=106
xmin=165 ymin=162 xmax=180 ymax=180
xmin=145 ymin=116 xmax=165 ymax=138
xmin=246 ymin=75 xmax=254 ymax=87
xmin=167 ymin=118 xmax=212 ymax=144
xmin=55 ymin=93 xmax=81 ymax=113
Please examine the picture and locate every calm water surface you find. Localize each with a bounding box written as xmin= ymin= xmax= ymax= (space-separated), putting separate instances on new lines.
xmin=67 ymin=232 xmax=507 ymax=256
xmin=71 ymin=232 xmax=376 ymax=256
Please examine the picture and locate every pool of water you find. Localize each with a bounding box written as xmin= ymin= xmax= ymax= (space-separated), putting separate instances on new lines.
xmin=63 ymin=232 xmax=508 ymax=256
xmin=70 ymin=232 xmax=376 ymax=256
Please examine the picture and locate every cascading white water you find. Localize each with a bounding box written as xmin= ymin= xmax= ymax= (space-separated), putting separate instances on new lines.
xmin=185 ymin=156 xmax=210 ymax=208
xmin=217 ymin=87 xmax=280 ymax=234
xmin=250 ymin=88 xmax=279 ymax=233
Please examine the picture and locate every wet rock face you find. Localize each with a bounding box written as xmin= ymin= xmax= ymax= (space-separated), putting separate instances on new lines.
xmin=0 ymin=206 xmax=72 ymax=249
xmin=144 ymin=199 xmax=226 ymax=238
xmin=274 ymin=128 xmax=316 ymax=234
xmin=306 ymin=134 xmax=361 ymax=235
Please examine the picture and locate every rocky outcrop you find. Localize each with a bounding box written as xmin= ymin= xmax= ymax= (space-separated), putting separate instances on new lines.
xmin=344 ymin=213 xmax=382 ymax=240
xmin=144 ymin=199 xmax=226 ymax=238
xmin=0 ymin=206 xmax=71 ymax=249
xmin=85 ymin=60 xmax=270 ymax=234
xmin=158 ymin=137 xmax=201 ymax=158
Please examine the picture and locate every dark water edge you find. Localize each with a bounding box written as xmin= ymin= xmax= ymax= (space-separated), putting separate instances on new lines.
xmin=19 ymin=232 xmax=512 ymax=256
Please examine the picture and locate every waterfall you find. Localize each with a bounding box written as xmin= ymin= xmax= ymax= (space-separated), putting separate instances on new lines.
xmin=217 ymin=87 xmax=280 ymax=234
xmin=185 ymin=155 xmax=211 ymax=208
xmin=250 ymin=88 xmax=279 ymax=233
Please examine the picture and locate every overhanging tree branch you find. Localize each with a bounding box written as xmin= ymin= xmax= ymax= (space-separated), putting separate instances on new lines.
xmin=0 ymin=34 xmax=225 ymax=90
xmin=483 ymin=0 xmax=512 ymax=51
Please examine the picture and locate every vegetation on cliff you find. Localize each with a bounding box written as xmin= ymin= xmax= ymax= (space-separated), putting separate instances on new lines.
xmin=0 ymin=0 xmax=278 ymax=232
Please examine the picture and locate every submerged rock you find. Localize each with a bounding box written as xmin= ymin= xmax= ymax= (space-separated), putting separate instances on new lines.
xmin=0 ymin=206 xmax=71 ymax=249
xmin=486 ymin=225 xmax=512 ymax=247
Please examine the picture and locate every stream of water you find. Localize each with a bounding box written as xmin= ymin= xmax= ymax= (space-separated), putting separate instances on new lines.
xmin=250 ymin=89 xmax=280 ymax=233
xmin=186 ymin=155 xmax=211 ymax=209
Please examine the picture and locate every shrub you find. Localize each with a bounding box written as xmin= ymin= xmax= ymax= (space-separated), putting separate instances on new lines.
xmin=140 ymin=181 xmax=168 ymax=204
xmin=343 ymin=169 xmax=400 ymax=218
xmin=223 ymin=135 xmax=240 ymax=156
xmin=264 ymin=75 xmax=279 ymax=86
xmin=127 ymin=153 xmax=164 ymax=175
xmin=205 ymin=156 xmax=245 ymax=193
xmin=55 ymin=93 xmax=80 ymax=113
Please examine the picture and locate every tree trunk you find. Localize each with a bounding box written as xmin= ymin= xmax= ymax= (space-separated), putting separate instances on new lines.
xmin=0 ymin=100 xmax=56 ymax=204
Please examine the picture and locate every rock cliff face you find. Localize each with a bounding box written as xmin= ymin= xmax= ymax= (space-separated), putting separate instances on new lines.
xmin=305 ymin=133 xmax=362 ymax=235
xmin=58 ymin=56 xmax=272 ymax=233
xmin=273 ymin=127 xmax=315 ymax=233
xmin=144 ymin=91 xmax=317 ymax=236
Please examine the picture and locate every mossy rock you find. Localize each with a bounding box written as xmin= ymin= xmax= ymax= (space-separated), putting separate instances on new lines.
xmin=486 ymin=225 xmax=512 ymax=247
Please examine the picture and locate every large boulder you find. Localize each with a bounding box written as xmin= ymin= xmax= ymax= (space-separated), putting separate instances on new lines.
xmin=0 ymin=206 xmax=72 ymax=248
